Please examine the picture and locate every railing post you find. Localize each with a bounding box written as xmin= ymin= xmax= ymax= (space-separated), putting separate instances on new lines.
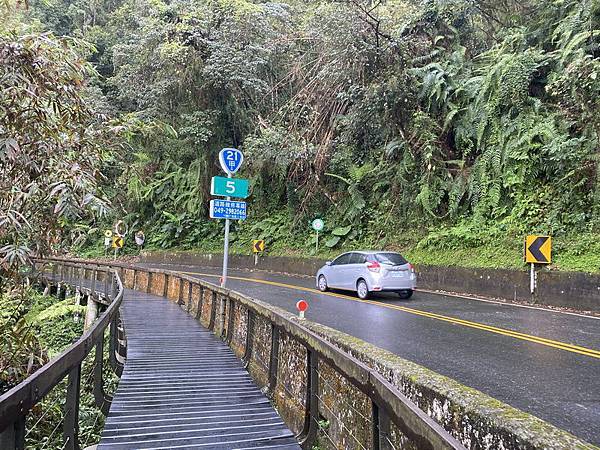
xmin=163 ymin=274 xmax=169 ymax=297
xmin=84 ymin=295 xmax=98 ymax=331
xmin=219 ymin=296 xmax=227 ymax=337
xmin=372 ymin=401 xmax=381 ymax=450
xmin=178 ymin=278 xmax=184 ymax=306
xmin=267 ymin=325 xmax=280 ymax=394
xmin=226 ymin=298 xmax=235 ymax=344
xmin=109 ymin=316 xmax=118 ymax=371
xmin=110 ymin=272 xmax=116 ymax=299
xmin=0 ymin=417 xmax=25 ymax=450
xmin=373 ymin=401 xmax=392 ymax=450
xmin=242 ymin=309 xmax=255 ymax=367
xmin=57 ymin=263 xmax=63 ymax=297
xmin=75 ymin=267 xmax=80 ymax=292
xmin=63 ymin=364 xmax=81 ymax=450
xmin=91 ymin=269 xmax=97 ymax=297
xmin=187 ymin=282 xmax=193 ymax=313
xmin=300 ymin=349 xmax=319 ymax=449
xmin=209 ymin=292 xmax=217 ymax=330
xmin=65 ymin=265 xmax=71 ymax=294
xmin=195 ymin=285 xmax=204 ymax=320
xmin=93 ymin=339 xmax=112 ymax=415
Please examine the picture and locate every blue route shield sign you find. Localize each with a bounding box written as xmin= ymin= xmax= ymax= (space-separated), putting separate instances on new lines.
xmin=209 ymin=199 xmax=247 ymax=220
xmin=219 ymin=148 xmax=244 ymax=175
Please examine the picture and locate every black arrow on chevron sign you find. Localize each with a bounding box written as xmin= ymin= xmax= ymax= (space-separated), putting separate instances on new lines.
xmin=528 ymin=236 xmax=549 ymax=263
xmin=253 ymin=240 xmax=264 ymax=252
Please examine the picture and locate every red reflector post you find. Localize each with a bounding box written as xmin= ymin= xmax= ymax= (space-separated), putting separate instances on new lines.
xmin=296 ymin=300 xmax=308 ymax=319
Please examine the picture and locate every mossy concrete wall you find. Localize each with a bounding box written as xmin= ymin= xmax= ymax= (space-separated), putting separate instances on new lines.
xmin=219 ymin=295 xmax=597 ymax=449
xmin=141 ymin=251 xmax=600 ymax=311
xmin=298 ymin=320 xmax=596 ymax=450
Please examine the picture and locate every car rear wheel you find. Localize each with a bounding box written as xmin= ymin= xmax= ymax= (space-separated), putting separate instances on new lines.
xmin=318 ymin=275 xmax=328 ymax=292
xmin=398 ymin=290 xmax=413 ymax=299
xmin=357 ymin=279 xmax=369 ymax=299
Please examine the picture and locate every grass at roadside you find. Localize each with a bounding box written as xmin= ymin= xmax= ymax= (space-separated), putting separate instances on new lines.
xmin=75 ymin=212 xmax=600 ymax=274
xmin=77 ymin=230 xmax=600 ymax=274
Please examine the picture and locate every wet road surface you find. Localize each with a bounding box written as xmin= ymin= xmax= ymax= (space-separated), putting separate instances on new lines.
xmin=138 ymin=262 xmax=600 ymax=445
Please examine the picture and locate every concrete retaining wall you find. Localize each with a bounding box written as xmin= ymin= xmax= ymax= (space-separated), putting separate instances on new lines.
xmin=300 ymin=320 xmax=597 ymax=450
xmin=141 ymin=251 xmax=600 ymax=312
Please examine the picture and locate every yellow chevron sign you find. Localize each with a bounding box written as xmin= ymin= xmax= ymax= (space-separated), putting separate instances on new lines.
xmin=112 ymin=236 xmax=124 ymax=249
xmin=252 ymin=240 xmax=265 ymax=253
xmin=524 ymin=235 xmax=551 ymax=264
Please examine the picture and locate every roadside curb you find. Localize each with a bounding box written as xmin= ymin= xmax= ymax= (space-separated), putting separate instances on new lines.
xmin=137 ymin=251 xmax=600 ymax=316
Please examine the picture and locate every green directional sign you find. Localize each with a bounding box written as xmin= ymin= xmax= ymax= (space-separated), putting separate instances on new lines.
xmin=211 ymin=176 xmax=249 ymax=198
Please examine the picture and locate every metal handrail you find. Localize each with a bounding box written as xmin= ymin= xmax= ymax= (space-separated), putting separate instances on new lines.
xmin=41 ymin=257 xmax=465 ymax=449
xmin=0 ymin=260 xmax=125 ymax=450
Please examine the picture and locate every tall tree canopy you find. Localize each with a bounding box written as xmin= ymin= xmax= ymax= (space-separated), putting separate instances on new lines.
xmin=3 ymin=0 xmax=600 ymax=266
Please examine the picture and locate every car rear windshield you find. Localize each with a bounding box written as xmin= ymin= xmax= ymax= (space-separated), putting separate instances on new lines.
xmin=375 ymin=252 xmax=407 ymax=266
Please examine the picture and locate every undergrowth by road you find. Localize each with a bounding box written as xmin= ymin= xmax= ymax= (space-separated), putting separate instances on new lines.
xmin=77 ymin=224 xmax=600 ymax=273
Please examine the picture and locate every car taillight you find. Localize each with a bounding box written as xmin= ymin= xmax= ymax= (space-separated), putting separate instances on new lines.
xmin=408 ymin=263 xmax=415 ymax=272
xmin=367 ymin=261 xmax=380 ymax=273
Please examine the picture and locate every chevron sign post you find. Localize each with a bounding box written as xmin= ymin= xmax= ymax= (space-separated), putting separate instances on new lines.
xmin=252 ymin=240 xmax=265 ymax=266
xmin=524 ymin=235 xmax=552 ymax=295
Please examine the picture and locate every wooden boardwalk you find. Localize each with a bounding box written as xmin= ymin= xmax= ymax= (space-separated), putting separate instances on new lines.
xmin=97 ymin=289 xmax=299 ymax=449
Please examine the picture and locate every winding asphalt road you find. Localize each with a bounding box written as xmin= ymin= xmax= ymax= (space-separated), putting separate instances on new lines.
xmin=138 ymin=262 xmax=600 ymax=445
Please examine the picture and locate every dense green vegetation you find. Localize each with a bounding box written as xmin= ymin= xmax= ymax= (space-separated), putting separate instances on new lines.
xmin=3 ymin=0 xmax=600 ymax=273
xmin=0 ymin=2 xmax=598 ymax=445
xmin=0 ymin=288 xmax=109 ymax=448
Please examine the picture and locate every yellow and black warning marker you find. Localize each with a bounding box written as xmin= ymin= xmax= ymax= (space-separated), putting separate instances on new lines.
xmin=524 ymin=235 xmax=551 ymax=264
xmin=252 ymin=240 xmax=265 ymax=253
xmin=112 ymin=235 xmax=124 ymax=249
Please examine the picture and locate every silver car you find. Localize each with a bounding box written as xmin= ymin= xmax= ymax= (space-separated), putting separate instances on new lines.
xmin=316 ymin=251 xmax=416 ymax=299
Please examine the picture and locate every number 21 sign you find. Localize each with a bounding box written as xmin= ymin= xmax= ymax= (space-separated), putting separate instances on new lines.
xmin=219 ymin=148 xmax=244 ymax=175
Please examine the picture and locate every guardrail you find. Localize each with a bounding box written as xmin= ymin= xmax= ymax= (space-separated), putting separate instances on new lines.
xmin=0 ymin=260 xmax=126 ymax=450
xmin=44 ymin=258 xmax=465 ymax=450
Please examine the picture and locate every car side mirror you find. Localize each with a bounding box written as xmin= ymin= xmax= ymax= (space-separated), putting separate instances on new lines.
xmin=325 ymin=261 xmax=332 ymax=266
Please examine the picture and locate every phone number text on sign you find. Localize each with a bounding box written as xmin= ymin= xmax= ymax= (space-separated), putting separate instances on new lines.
xmin=209 ymin=199 xmax=247 ymax=220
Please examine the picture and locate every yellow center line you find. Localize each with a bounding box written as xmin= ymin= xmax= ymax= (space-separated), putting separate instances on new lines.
xmin=179 ymin=270 xmax=600 ymax=360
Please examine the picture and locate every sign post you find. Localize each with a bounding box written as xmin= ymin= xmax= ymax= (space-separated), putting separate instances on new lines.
xmin=104 ymin=230 xmax=113 ymax=256
xmin=524 ymin=235 xmax=552 ymax=295
xmin=252 ymin=240 xmax=265 ymax=266
xmin=223 ymin=171 xmax=232 ymax=288
xmin=211 ymin=148 xmax=247 ymax=287
xmin=312 ymin=219 xmax=324 ymax=253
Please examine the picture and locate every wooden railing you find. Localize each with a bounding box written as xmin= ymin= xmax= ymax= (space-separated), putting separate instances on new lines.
xmin=43 ymin=258 xmax=465 ymax=450
xmin=0 ymin=260 xmax=126 ymax=450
